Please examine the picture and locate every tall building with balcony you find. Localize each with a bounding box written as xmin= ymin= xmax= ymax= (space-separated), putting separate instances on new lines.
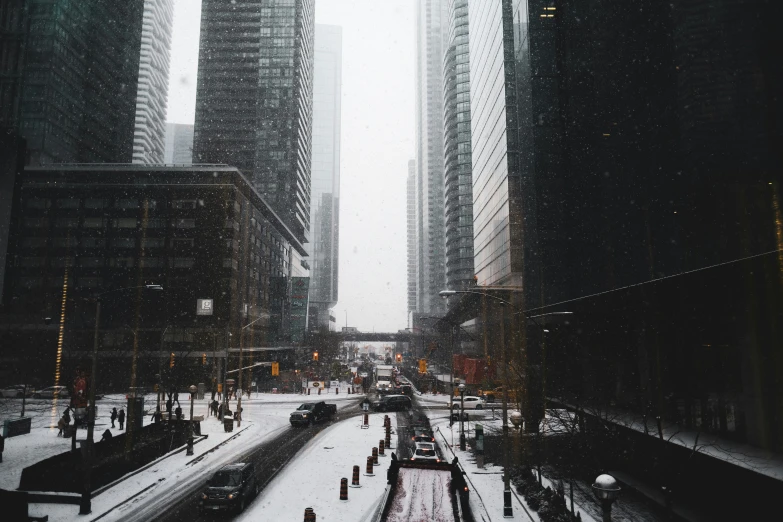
xmin=407 ymin=159 xmax=417 ymax=314
xmin=132 ymin=0 xmax=175 ymax=164
xmin=307 ymin=24 xmax=342 ymax=331
xmin=414 ymin=0 xmax=448 ymax=315
xmin=193 ymin=0 xmax=315 ymax=245
xmin=442 ymin=0 xmax=473 ymax=293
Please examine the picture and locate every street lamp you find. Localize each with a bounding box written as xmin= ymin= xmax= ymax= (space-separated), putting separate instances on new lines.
xmin=235 ymin=314 xmax=265 ymax=427
xmin=187 ymin=384 xmax=197 ymax=456
xmin=80 ymin=283 xmax=163 ymax=515
xmin=592 ymin=474 xmax=621 ymax=522
xmin=458 ymin=383 xmax=466 ymax=451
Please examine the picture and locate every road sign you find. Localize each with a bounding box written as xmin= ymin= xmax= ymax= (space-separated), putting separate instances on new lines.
xmin=312 ymin=381 xmax=321 ymax=388
xmin=196 ymin=299 xmax=213 ymax=316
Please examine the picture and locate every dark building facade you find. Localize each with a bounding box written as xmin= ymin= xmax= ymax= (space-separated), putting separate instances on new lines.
xmin=193 ymin=0 xmax=315 ymax=245
xmin=466 ymin=0 xmax=783 ymax=471
xmin=0 ymin=164 xmax=309 ymax=391
xmin=442 ymin=0 xmax=474 ymax=293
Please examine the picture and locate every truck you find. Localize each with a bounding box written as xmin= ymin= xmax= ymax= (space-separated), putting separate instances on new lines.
xmin=375 ymin=364 xmax=395 ymax=392
xmin=289 ymin=401 xmax=337 ymax=427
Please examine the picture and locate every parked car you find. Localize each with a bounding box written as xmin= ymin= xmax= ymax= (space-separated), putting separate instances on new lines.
xmin=0 ymin=384 xmax=35 ymax=398
xmin=371 ymin=394 xmax=412 ymax=412
xmin=452 ymin=396 xmax=485 ymax=410
xmin=199 ymin=462 xmax=258 ymax=513
xmin=33 ymin=386 xmax=69 ymax=399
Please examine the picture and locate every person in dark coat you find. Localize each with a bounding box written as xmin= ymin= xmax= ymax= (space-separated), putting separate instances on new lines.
xmin=110 ymin=407 xmax=118 ymax=428
xmin=217 ymin=402 xmax=224 ymax=421
xmin=100 ymin=429 xmax=113 ymax=442
xmin=174 ymin=406 xmax=183 ymax=421
xmin=63 ymin=407 xmax=71 ymax=426
xmin=118 ymin=408 xmax=126 ymax=430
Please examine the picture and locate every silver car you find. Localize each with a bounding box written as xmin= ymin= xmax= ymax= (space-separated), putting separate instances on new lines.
xmin=0 ymin=384 xmax=35 ymax=398
xmin=33 ymin=386 xmax=70 ymax=399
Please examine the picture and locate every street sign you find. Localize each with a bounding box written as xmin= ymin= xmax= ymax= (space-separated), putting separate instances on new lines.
xmin=196 ymin=299 xmax=214 ymax=316
xmin=312 ymin=381 xmax=321 ymax=388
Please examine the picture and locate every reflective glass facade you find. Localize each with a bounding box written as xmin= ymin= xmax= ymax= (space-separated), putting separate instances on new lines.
xmin=193 ymin=0 xmax=315 ymax=244
xmin=407 ymin=159 xmax=417 ymax=313
xmin=443 ymin=0 xmax=474 ymax=292
xmin=308 ymin=24 xmax=341 ymax=330
xmin=414 ymin=0 xmax=448 ymax=314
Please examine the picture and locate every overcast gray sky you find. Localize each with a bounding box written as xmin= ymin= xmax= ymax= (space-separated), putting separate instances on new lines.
xmin=167 ymin=0 xmax=415 ymax=333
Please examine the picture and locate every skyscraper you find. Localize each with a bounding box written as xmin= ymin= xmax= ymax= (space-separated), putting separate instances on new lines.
xmin=18 ymin=0 xmax=146 ymax=165
xmin=407 ymin=160 xmax=417 ymax=314
xmin=414 ymin=0 xmax=448 ymax=315
xmin=132 ymin=0 xmax=175 ymax=164
xmin=442 ymin=0 xmax=473 ymax=293
xmin=308 ymin=24 xmax=342 ymax=331
xmin=164 ymin=123 xmax=194 ymax=164
xmin=193 ymin=0 xmax=315 ymax=244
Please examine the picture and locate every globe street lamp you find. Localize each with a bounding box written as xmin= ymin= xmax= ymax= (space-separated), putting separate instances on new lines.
xmin=592 ymin=474 xmax=621 ymax=522
xmin=187 ymin=384 xmax=197 ymax=456
xmin=458 ymin=383 xmax=467 ymax=451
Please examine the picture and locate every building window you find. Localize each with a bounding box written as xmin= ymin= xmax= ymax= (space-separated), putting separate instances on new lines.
xmin=77 ymin=277 xmax=103 ymax=288
xmin=139 ymin=257 xmax=163 ymax=268
xmin=17 ymin=257 xmax=45 ymax=267
xmin=52 ymin=258 xmax=75 ymax=267
xmin=109 ymin=257 xmax=134 ymax=268
xmin=141 ymin=238 xmax=165 ymax=248
xmin=83 ymin=217 xmax=107 ymax=228
xmin=52 ymin=237 xmax=78 ymax=248
xmin=114 ymin=218 xmax=138 ymax=229
xmin=112 ymin=238 xmax=136 ymax=248
xmin=17 ymin=277 xmax=43 ymax=288
xmin=78 ymin=258 xmax=104 ymax=268
xmin=22 ymin=238 xmax=47 ymax=248
xmin=81 ymin=238 xmax=105 ymax=248
xmin=84 ymin=199 xmax=108 ymax=209
xmin=24 ymin=218 xmax=48 ymax=228
xmin=145 ymin=218 xmax=166 ymax=229
xmin=172 ymin=199 xmax=197 ymax=209
xmin=172 ymin=257 xmax=195 ymax=268
xmin=56 ymin=199 xmax=80 ymax=209
xmin=115 ymin=199 xmax=139 ymax=209
xmin=26 ymin=199 xmax=50 ymax=209
xmin=55 ymin=218 xmax=79 ymax=228
xmin=174 ymin=218 xmax=196 ymax=229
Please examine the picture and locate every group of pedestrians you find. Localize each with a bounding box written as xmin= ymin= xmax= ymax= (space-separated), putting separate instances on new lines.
xmin=110 ymin=407 xmax=126 ymax=430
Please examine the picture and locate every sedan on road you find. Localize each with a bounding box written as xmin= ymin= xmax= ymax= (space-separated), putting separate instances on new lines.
xmin=411 ymin=443 xmax=440 ymax=462
xmin=371 ymin=394 xmax=412 ymax=412
xmin=33 ymin=386 xmax=69 ymax=399
xmin=451 ymin=396 xmax=485 ymax=410
xmin=0 ymin=384 xmax=35 ymax=398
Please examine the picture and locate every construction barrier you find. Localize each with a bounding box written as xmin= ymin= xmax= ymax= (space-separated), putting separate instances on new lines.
xmin=304 ymin=506 xmax=316 ymax=522
xmin=372 ymin=446 xmax=378 ymax=465
xmin=340 ymin=477 xmax=348 ymax=501
xmin=365 ymin=455 xmax=374 ymax=476
xmin=351 ymin=465 xmax=361 ymax=488
xmin=379 ymin=439 xmax=385 ymax=456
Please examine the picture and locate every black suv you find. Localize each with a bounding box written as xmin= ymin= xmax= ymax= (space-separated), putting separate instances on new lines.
xmin=372 ymin=394 xmax=412 ymax=412
xmin=199 ymin=462 xmax=258 ymax=514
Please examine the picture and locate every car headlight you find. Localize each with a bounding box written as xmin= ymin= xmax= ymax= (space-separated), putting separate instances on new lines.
xmin=228 ymin=492 xmax=236 ymax=500
xmin=201 ymin=493 xmax=207 ymax=500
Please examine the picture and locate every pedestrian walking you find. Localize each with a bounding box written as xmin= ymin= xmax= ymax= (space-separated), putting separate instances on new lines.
xmin=0 ymin=433 xmax=4 ymax=463
xmin=218 ymin=402 xmax=224 ymax=421
xmin=63 ymin=407 xmax=71 ymax=426
xmin=57 ymin=415 xmax=67 ymax=437
xmin=175 ymin=406 xmax=183 ymax=421
xmin=110 ymin=407 xmax=118 ymax=428
xmin=118 ymin=408 xmax=125 ymax=430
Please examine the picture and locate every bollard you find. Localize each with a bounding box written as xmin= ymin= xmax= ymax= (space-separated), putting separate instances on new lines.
xmin=304 ymin=507 xmax=316 ymax=522
xmin=363 ymin=413 xmax=369 ymax=426
xmin=379 ymin=439 xmax=385 ymax=456
xmin=336 ymin=387 xmax=339 ymax=394
xmin=372 ymin=446 xmax=379 ymax=465
xmin=365 ymin=455 xmax=374 ymax=476
xmin=318 ymin=387 xmax=321 ymax=395
xmin=307 ymin=388 xmax=310 ymax=395
xmin=350 ymin=465 xmax=361 ymax=488
xmin=340 ymin=477 xmax=348 ymax=501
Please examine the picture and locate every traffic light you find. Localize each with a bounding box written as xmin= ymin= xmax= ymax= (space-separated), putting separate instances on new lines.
xmin=271 ymin=362 xmax=279 ymax=376
xmin=313 ymin=351 xmax=319 ymax=361
xmin=202 ymin=353 xmax=207 ymax=365
xmin=169 ymin=352 xmax=175 ymax=368
xmin=419 ymin=359 xmax=427 ymax=374
xmin=396 ymin=353 xmax=402 ymax=363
